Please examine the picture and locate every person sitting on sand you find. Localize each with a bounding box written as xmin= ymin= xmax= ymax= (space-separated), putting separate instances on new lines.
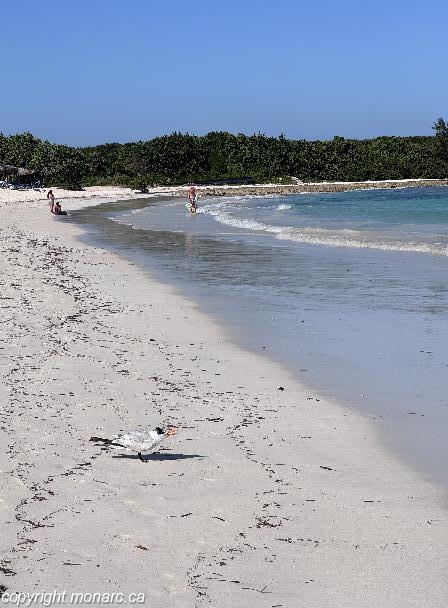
xmin=51 ymin=201 xmax=67 ymax=216
xmin=47 ymin=190 xmax=55 ymax=212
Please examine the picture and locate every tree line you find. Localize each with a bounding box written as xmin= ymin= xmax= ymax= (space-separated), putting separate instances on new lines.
xmin=1 ymin=120 xmax=447 ymax=190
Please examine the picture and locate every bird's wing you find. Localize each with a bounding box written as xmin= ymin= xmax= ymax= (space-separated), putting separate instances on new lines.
xmin=111 ymin=428 xmax=163 ymax=451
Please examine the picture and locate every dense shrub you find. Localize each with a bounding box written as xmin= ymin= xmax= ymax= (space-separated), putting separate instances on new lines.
xmin=1 ymin=122 xmax=447 ymax=188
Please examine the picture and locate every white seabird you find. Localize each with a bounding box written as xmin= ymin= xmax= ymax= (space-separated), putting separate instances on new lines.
xmin=90 ymin=426 xmax=176 ymax=461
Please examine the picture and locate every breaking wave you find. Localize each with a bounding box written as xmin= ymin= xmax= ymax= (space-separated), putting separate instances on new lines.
xmin=198 ymin=201 xmax=448 ymax=256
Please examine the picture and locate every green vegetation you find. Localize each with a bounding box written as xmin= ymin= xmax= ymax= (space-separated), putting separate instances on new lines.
xmin=1 ymin=120 xmax=448 ymax=189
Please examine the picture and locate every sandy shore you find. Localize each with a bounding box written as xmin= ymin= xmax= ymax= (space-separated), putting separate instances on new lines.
xmin=0 ymin=194 xmax=447 ymax=607
xmin=0 ymin=186 xmax=153 ymax=208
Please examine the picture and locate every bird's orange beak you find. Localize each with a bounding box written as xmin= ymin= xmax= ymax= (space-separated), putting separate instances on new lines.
xmin=166 ymin=426 xmax=177 ymax=436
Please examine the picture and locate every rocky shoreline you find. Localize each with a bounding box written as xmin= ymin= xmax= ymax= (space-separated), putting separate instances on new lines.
xmin=190 ymin=178 xmax=448 ymax=198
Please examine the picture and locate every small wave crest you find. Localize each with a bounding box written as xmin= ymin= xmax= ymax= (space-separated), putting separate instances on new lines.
xmin=276 ymin=204 xmax=292 ymax=211
xmin=201 ymin=204 xmax=447 ymax=256
xmin=276 ymin=227 xmax=448 ymax=256
xmin=200 ymin=203 xmax=284 ymax=233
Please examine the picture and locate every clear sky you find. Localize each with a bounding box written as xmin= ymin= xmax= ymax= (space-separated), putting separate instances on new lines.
xmin=2 ymin=0 xmax=447 ymax=145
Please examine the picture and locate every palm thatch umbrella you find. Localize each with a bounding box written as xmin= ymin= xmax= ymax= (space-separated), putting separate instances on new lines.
xmin=0 ymin=165 xmax=38 ymax=184
xmin=0 ymin=165 xmax=18 ymax=179
xmin=17 ymin=167 xmax=36 ymax=177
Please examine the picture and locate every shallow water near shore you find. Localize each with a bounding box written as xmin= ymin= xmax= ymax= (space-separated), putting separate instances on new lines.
xmin=69 ymin=188 xmax=448 ymax=493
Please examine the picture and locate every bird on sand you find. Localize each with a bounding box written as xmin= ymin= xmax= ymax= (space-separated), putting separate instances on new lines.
xmin=90 ymin=426 xmax=177 ymax=461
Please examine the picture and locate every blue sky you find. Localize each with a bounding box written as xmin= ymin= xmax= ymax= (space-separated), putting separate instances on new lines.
xmin=2 ymin=0 xmax=447 ymax=145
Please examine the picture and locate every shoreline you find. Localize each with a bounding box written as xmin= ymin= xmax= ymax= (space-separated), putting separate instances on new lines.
xmin=73 ymin=195 xmax=448 ymax=492
xmin=0 ymin=178 xmax=447 ymax=208
xmin=0 ymin=195 xmax=447 ymax=604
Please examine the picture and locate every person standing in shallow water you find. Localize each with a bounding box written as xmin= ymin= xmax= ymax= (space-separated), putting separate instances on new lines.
xmin=188 ymin=186 xmax=198 ymax=214
xmin=47 ymin=190 xmax=55 ymax=212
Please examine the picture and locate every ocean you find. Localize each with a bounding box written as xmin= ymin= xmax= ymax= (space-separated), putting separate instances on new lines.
xmin=71 ymin=186 xmax=448 ymax=492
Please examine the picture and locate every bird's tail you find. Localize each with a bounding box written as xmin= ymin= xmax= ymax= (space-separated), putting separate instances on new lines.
xmin=89 ymin=436 xmax=113 ymax=444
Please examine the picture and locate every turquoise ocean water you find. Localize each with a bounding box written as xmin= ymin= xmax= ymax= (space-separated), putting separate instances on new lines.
xmin=130 ymin=186 xmax=448 ymax=256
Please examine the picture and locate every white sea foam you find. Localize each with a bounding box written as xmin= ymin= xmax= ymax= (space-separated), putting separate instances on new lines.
xmin=276 ymin=227 xmax=448 ymax=256
xmin=110 ymin=194 xmax=448 ymax=257
xmin=201 ymin=204 xmax=448 ymax=256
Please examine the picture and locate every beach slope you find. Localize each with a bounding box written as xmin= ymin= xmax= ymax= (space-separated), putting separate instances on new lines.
xmin=0 ymin=198 xmax=446 ymax=607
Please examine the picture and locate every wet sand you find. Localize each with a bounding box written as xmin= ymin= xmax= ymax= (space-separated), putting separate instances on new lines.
xmin=0 ymin=197 xmax=447 ymax=606
xmin=71 ymin=194 xmax=448 ymax=491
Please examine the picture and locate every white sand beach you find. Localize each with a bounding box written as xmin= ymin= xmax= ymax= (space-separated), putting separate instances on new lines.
xmin=0 ymin=190 xmax=447 ymax=606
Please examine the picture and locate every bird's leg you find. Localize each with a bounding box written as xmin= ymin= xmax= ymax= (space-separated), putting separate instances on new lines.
xmin=138 ymin=452 xmax=145 ymax=462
